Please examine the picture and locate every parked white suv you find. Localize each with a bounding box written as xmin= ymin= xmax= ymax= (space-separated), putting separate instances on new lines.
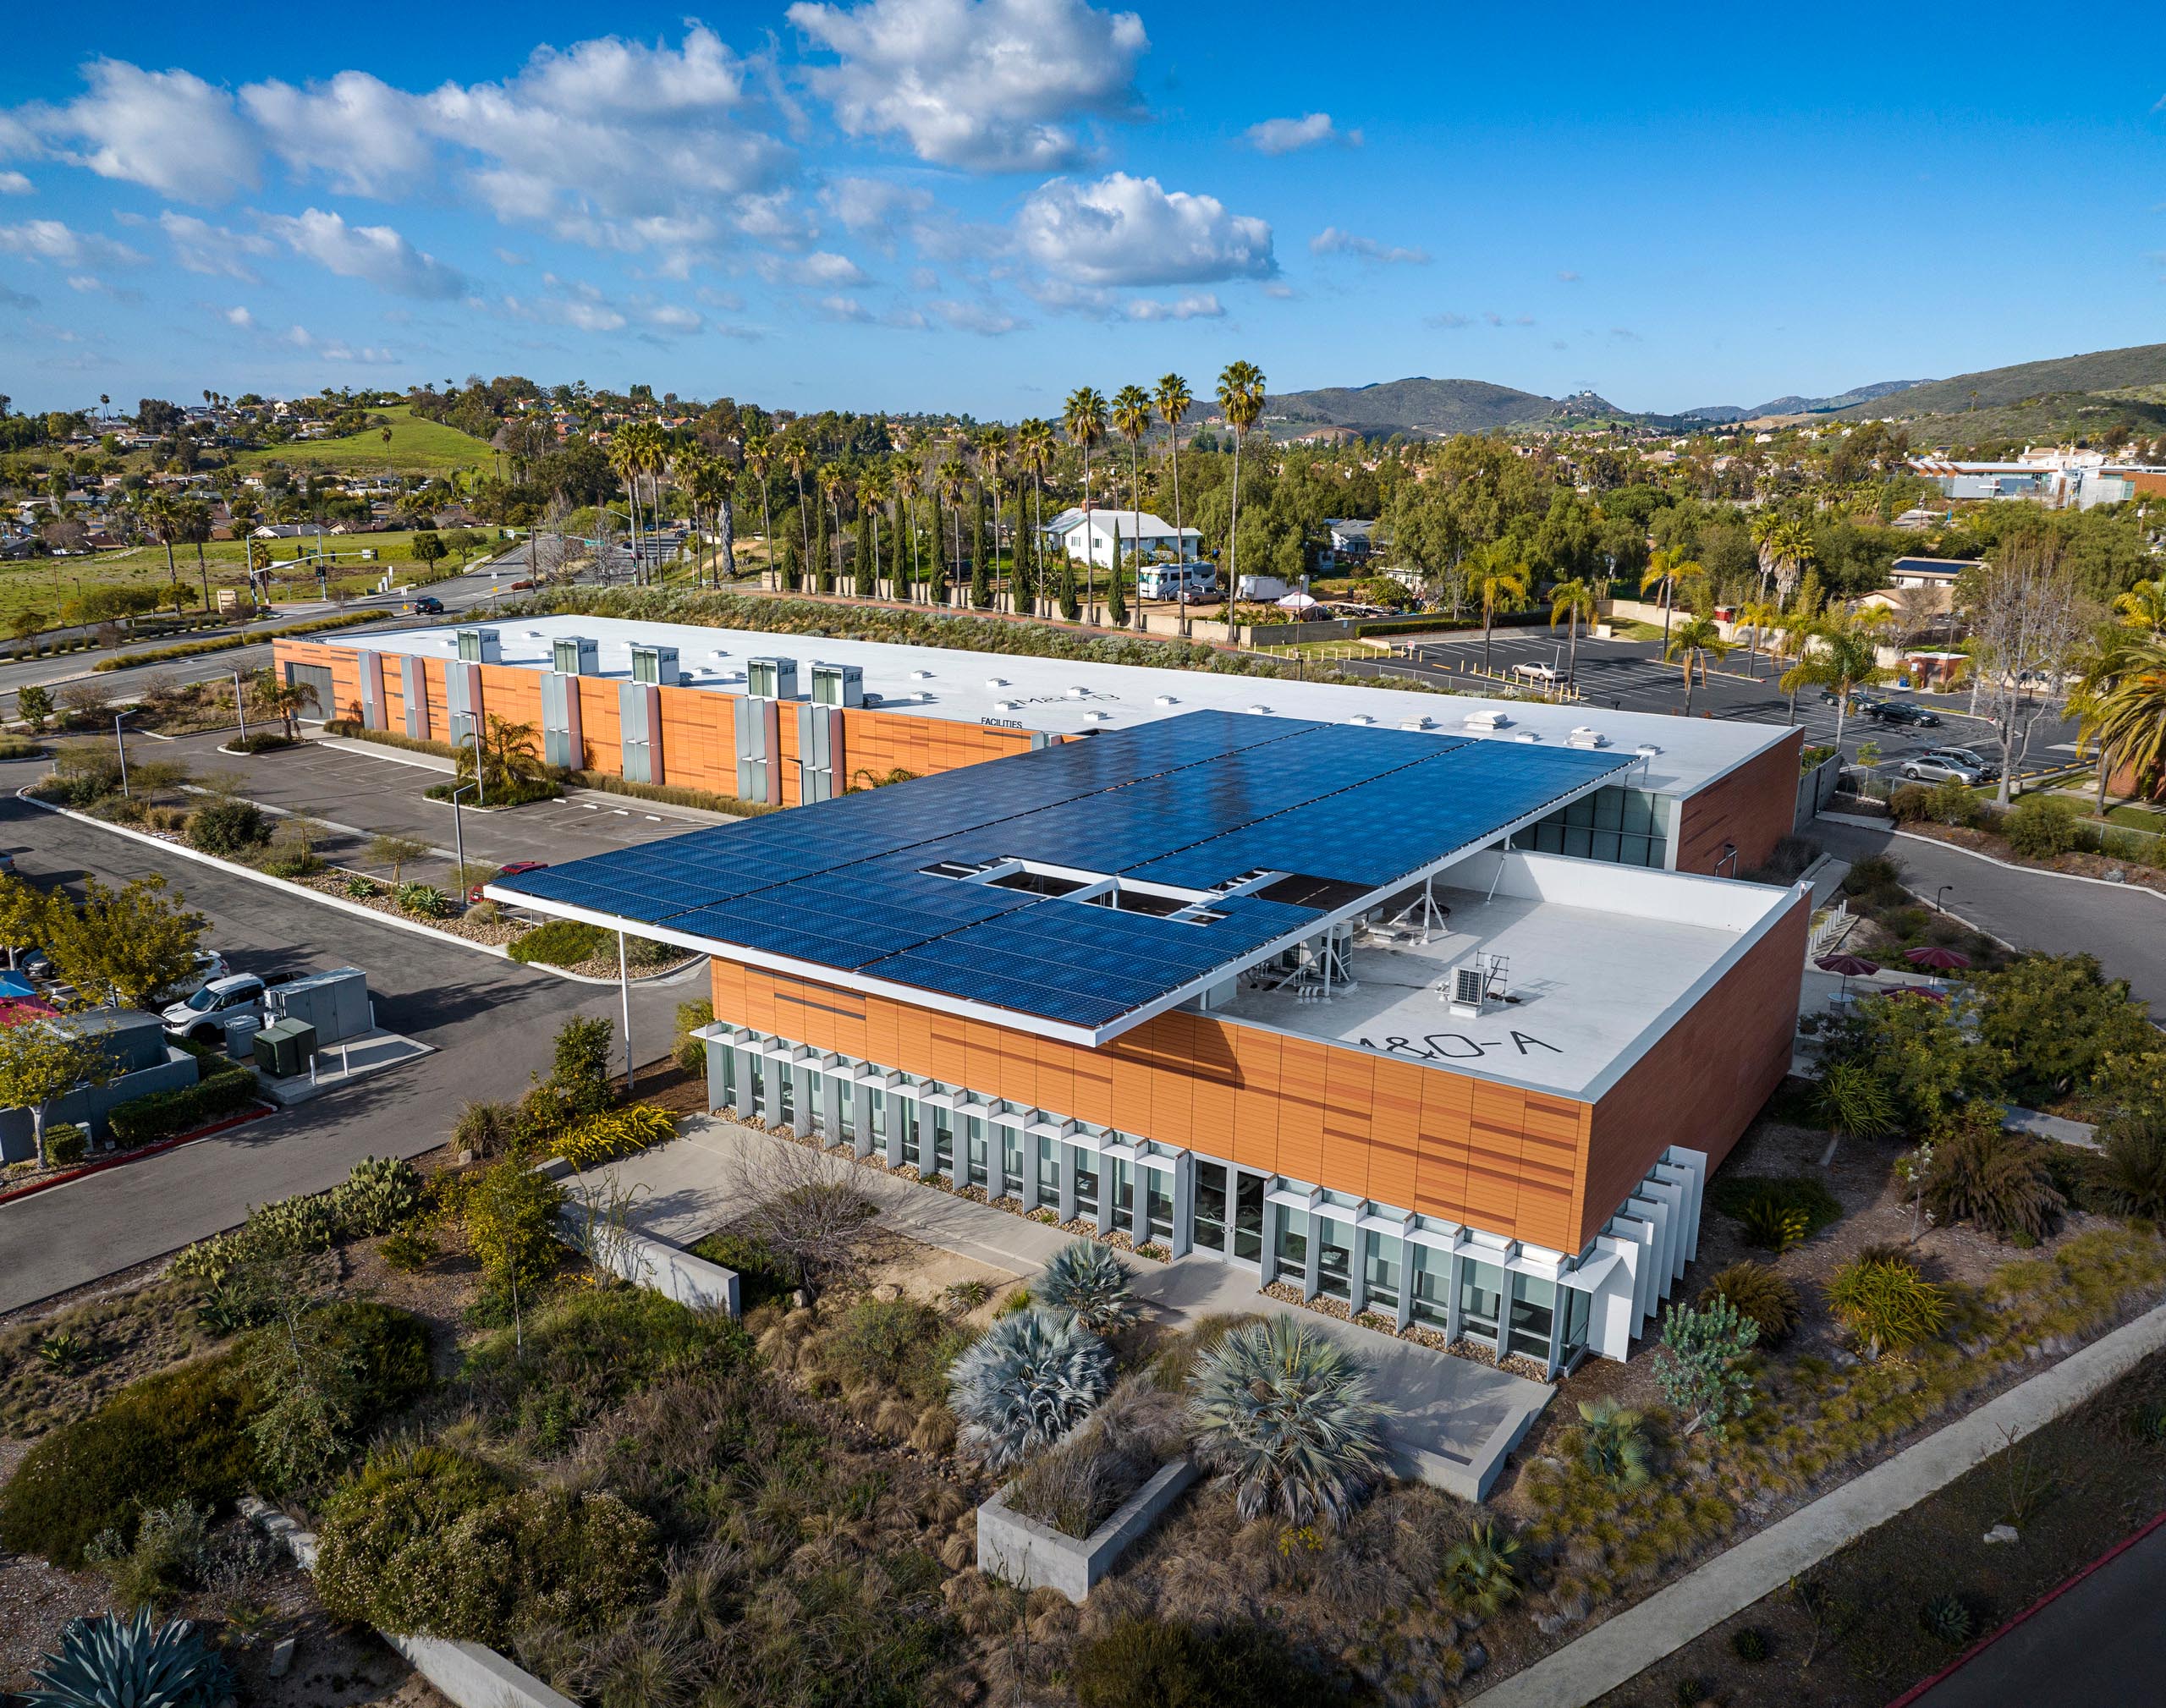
xmin=162 ymin=972 xmax=264 ymax=1043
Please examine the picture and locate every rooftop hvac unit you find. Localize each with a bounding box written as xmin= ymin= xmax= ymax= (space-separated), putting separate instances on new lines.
xmin=1449 ymin=965 xmax=1486 ymax=1018
xmin=455 ymin=627 xmax=502 ymax=664
xmin=551 ymin=635 xmax=599 ymax=676
xmin=745 ymin=656 xmax=799 ymax=700
xmin=1461 ymin=709 xmax=1509 ymax=731
xmin=1565 ymin=726 xmax=1607 ymax=750
xmin=630 ymin=643 xmax=680 ymax=686
xmin=811 ymin=661 xmax=865 ymax=707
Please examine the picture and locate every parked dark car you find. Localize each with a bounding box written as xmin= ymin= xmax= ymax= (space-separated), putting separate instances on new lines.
xmin=470 ymin=860 xmax=547 ymax=904
xmin=411 ymin=595 xmax=445 ymax=615
xmin=1871 ymin=700 xmax=1942 ymax=728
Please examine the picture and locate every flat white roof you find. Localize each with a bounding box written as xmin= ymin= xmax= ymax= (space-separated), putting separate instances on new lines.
xmin=344 ymin=612 xmax=1793 ymax=798
xmin=1215 ymin=849 xmax=1800 ymax=1101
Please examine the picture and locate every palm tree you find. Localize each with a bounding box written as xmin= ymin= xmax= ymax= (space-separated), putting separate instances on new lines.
xmin=1154 ymin=372 xmax=1196 ymax=629
xmin=2112 ymin=575 xmax=2166 ymax=638
xmin=1015 ymin=418 xmax=1056 ymax=617
xmin=1734 ymin=597 xmax=1781 ymax=678
xmin=1216 ymin=360 xmax=1267 ymax=596
xmin=139 ymin=492 xmax=183 ymax=601
xmin=1063 ymin=387 xmax=1107 ymax=618
xmin=1796 ymin=616 xmax=1886 ymax=754
xmin=1111 ymin=385 xmax=1152 ymax=630
xmin=783 ymin=436 xmax=813 ymax=590
xmin=894 ymin=461 xmax=923 ymax=601
xmin=689 ymin=455 xmax=734 ymax=588
xmin=1665 ymin=615 xmax=1733 ymax=714
xmin=742 ymin=431 xmax=774 ymax=588
xmin=817 ymin=464 xmax=848 ymax=594
xmin=178 ymin=497 xmax=214 ymax=616
xmin=858 ymin=467 xmax=889 ymax=597
xmin=935 ymin=456 xmax=967 ymax=606
xmin=1473 ymin=546 xmax=1531 ymax=674
xmin=1187 ymin=1315 xmax=1388 ymax=1528
xmin=607 ymin=430 xmax=644 ymax=586
xmin=1770 ymin=516 xmax=1816 ymax=611
xmin=1548 ymin=576 xmax=1597 ymax=685
xmin=1640 ymin=546 xmax=1697 ymax=651
xmin=975 ymin=427 xmax=1012 ymax=612
xmin=2074 ymin=633 xmax=2166 ymax=810
xmin=948 ymin=1308 xmax=1113 ymax=1473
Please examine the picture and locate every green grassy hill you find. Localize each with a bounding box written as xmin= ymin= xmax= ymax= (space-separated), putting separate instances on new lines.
xmin=227 ymin=405 xmax=493 ymax=476
xmin=1839 ymin=344 xmax=2166 ymax=420
xmin=1267 ymin=376 xmax=1573 ymax=437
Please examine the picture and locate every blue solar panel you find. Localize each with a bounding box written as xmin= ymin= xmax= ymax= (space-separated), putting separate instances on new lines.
xmin=491 ymin=709 xmax=1633 ymax=1031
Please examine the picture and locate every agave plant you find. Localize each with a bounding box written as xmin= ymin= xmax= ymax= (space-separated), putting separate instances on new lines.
xmin=22 ymin=1609 xmax=234 ymax=1708
xmin=1439 ymin=1518 xmax=1523 ymax=1617
xmin=948 ymin=1307 xmax=1113 ymax=1471
xmin=1036 ymin=1239 xmax=1139 ymax=1334
xmin=1185 ymin=1315 xmax=1390 ymax=1527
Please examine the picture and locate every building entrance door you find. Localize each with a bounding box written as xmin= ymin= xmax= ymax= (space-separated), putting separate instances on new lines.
xmin=1191 ymin=1159 xmax=1267 ymax=1266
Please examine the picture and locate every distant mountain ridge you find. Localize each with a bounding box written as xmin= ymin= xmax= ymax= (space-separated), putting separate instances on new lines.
xmin=1265 ymin=376 xmax=1649 ymax=437
xmin=1832 ymin=343 xmax=2166 ymax=420
xmin=1682 ymin=380 xmax=1927 ymax=422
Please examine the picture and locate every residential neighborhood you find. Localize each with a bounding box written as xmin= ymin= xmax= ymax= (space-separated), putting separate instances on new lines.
xmin=2 ymin=9 xmax=2163 ymax=1708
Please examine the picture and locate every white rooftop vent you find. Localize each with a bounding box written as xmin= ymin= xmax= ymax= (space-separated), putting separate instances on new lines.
xmin=525 ymin=629 xmax=545 ymax=638
xmin=709 ymin=649 xmax=728 ymax=659
xmin=1566 ymin=727 xmax=1608 ymax=750
xmin=1085 ymin=709 xmax=1113 ymax=722
xmin=1461 ymin=709 xmax=1509 ymax=731
xmin=1635 ymin=743 xmax=1662 ymax=757
xmin=985 ymin=678 xmax=1009 ymax=689
xmin=1064 ymin=685 xmax=1088 ymax=700
xmin=1399 ymin=717 xmax=1431 ymax=731
xmin=910 ymin=669 xmax=935 ymax=680
xmin=1349 ymin=714 xmax=1374 ymax=726
xmin=1154 ymin=695 xmax=1179 ymax=707
xmin=994 ymin=700 xmax=1020 ymax=712
xmin=1246 ymin=705 xmax=1272 ymax=715
xmin=1512 ymin=731 xmax=1541 ymax=744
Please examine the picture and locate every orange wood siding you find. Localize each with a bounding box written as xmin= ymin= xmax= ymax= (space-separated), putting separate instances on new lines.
xmin=712 ymin=959 xmax=1614 ymax=1250
xmin=1580 ymin=888 xmax=1810 ymax=1246
xmin=1674 ymin=732 xmax=1801 ymax=876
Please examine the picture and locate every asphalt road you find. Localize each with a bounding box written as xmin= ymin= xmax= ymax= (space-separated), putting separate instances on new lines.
xmin=1813 ymin=816 xmax=2166 ymax=1013
xmin=1344 ymin=630 xmax=2081 ymax=788
xmin=1910 ymin=1516 xmax=2166 ymax=1707
xmin=0 ymin=761 xmax=706 ymax=1314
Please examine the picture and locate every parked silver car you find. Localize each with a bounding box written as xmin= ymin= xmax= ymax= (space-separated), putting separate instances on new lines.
xmin=1922 ymin=746 xmax=2000 ymax=781
xmin=1901 ymin=754 xmax=1986 ymax=785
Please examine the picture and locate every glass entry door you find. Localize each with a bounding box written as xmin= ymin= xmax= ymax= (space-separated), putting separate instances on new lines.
xmin=1233 ymin=1170 xmax=1266 ymax=1265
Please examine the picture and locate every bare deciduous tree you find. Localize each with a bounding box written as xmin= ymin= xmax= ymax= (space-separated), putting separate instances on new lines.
xmin=730 ymin=1135 xmax=877 ymax=1302
xmin=1963 ymin=535 xmax=2098 ymax=805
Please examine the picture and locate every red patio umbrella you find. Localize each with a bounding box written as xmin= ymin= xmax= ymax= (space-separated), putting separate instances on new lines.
xmin=1904 ymin=947 xmax=1972 ymax=971
xmin=1815 ymin=953 xmax=1881 ymax=999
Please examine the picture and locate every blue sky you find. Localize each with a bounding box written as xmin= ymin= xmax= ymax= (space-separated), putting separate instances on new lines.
xmin=3 ymin=2 xmax=2162 ymax=418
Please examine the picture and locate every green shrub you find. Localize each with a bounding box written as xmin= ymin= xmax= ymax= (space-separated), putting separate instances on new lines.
xmin=827 ymin=1297 xmax=948 ymax=1392
xmin=83 ymin=1497 xmax=211 ymax=1612
xmin=673 ymin=998 xmax=714 ymax=1073
xmin=226 ymin=732 xmax=298 ymax=755
xmin=343 ymin=872 xmax=381 ymax=898
xmin=2004 ymin=793 xmax=2080 ymax=859
xmin=107 ymin=1068 xmax=259 ymax=1146
xmin=1828 ymin=1256 xmax=1948 ymax=1360
xmin=1073 ymin=1616 xmax=1355 ymax=1708
xmin=45 ymin=1123 xmax=87 ymax=1167
xmin=507 ymin=918 xmax=608 ymax=967
xmin=2085 ymin=1123 xmax=2166 ymax=1220
xmin=314 ymin=1446 xmax=513 ymax=1634
xmin=1922 ymin=1112 xmax=2065 ymax=1242
xmin=1924 ymin=777 xmax=1976 ymax=827
xmin=1919 ymin=1593 xmax=1974 ymax=1645
xmin=1976 ymin=953 xmax=2156 ymax=1103
xmin=423 ymin=777 xmax=560 ymax=808
xmin=0 ymin=1355 xmax=258 ymax=1568
xmin=379 ymin=1226 xmax=437 ymax=1271
xmin=1731 ymin=1627 xmax=1771 ymax=1663
xmin=552 ymin=1104 xmax=673 ymax=1168
xmin=1698 ymin=1260 xmax=1802 ymax=1344
xmin=1888 ymin=783 xmax=1932 ymax=824
xmin=688 ymin=1230 xmax=796 ymax=1310
xmin=1711 ymin=1174 xmax=1842 ymax=1251
xmin=335 ymin=1156 xmax=425 ymax=1233
xmin=184 ymin=798 xmax=271 ymax=857
xmin=396 ymin=882 xmax=451 ymax=919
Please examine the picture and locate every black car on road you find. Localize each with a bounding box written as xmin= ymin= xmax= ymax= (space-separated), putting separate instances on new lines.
xmin=410 ymin=596 xmax=445 ymax=615
xmin=1870 ymin=700 xmax=1942 ymax=728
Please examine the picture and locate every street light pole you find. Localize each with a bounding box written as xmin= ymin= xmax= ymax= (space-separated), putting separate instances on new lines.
xmin=232 ymin=668 xmax=247 ymax=741
xmin=450 ymin=780 xmax=476 ymax=892
xmin=1935 ymin=885 xmax=1953 ymax=913
xmin=618 ymin=929 xmax=635 ymax=1092
xmin=113 ymin=711 xmax=132 ymax=797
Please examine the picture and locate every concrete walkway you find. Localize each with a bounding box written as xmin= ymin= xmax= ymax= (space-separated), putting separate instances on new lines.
xmin=583 ymin=1115 xmax=1552 ymax=1500
xmin=1467 ymin=1294 xmax=2166 ymax=1707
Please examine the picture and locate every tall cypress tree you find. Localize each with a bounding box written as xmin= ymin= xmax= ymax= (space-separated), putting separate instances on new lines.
xmin=1105 ymin=555 xmax=1128 ymax=628
xmin=854 ymin=506 xmax=875 ymax=598
xmin=1058 ymin=557 xmax=1080 ymax=622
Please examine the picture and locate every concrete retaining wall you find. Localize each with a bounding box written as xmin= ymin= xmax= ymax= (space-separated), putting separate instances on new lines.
xmin=977 ymin=1458 xmax=1199 ymax=1602
xmin=1796 ymin=751 xmax=1844 ymax=832
xmin=540 ymin=1156 xmax=743 ymax=1317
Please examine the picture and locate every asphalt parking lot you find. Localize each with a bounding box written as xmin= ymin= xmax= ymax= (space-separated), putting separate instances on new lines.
xmin=1344 ymin=629 xmax=2081 ymax=788
xmin=0 ymin=758 xmax=703 ymax=1313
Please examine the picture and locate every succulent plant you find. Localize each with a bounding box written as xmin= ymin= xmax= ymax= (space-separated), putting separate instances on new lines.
xmin=1186 ymin=1315 xmax=1389 ymax=1527
xmin=333 ymin=1156 xmax=424 ymax=1235
xmin=21 ymin=1609 xmax=234 ymax=1708
xmin=948 ymin=1306 xmax=1112 ymax=1471
xmin=1036 ymin=1239 xmax=1139 ymax=1334
xmin=1919 ymin=1593 xmax=1974 ymax=1646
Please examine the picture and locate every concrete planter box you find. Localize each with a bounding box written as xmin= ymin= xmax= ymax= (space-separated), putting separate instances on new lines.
xmin=538 ymin=1157 xmax=742 ymax=1317
xmin=976 ymin=1457 xmax=1199 ymax=1602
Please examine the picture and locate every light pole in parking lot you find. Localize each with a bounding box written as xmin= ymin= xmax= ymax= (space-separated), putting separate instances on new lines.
xmin=1936 ymin=885 xmax=1953 ymax=913
xmin=232 ymin=669 xmax=247 ymax=741
xmin=450 ymin=779 xmax=476 ymax=892
xmin=113 ymin=710 xmax=135 ymax=797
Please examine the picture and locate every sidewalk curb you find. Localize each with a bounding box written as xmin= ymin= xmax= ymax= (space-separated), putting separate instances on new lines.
xmin=1820 ymin=812 xmax=2166 ymax=905
xmin=1467 ymin=1293 xmax=2166 ymax=1707
xmin=0 ymin=1106 xmax=276 ymax=1207
xmin=13 ymin=790 xmax=697 ymax=986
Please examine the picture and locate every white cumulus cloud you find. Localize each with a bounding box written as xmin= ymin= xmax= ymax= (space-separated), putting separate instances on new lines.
xmin=157 ymin=211 xmax=275 ymax=279
xmin=0 ymin=172 xmax=29 ymax=195
xmin=241 ymin=70 xmax=436 ymax=197
xmin=1243 ymin=112 xmax=1358 ymax=154
xmin=25 ymin=60 xmax=260 ymax=202
xmin=0 ymin=219 xmax=146 ymax=270
xmin=1015 ymin=172 xmax=1273 ymax=286
xmin=260 ymin=207 xmax=467 ymax=299
xmin=1124 ymin=292 xmax=1222 ymax=321
xmin=790 ymin=0 xmax=1147 ymax=171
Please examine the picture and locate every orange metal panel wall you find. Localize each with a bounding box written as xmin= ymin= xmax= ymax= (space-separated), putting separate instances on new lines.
xmin=1580 ymin=889 xmax=1810 ymax=1246
xmin=711 ymin=959 xmax=1599 ymax=1249
xmin=1674 ymin=733 xmax=1801 ymax=875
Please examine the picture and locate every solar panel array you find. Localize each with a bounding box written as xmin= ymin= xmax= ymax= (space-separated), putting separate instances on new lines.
xmin=502 ymin=709 xmax=1630 ymax=1030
